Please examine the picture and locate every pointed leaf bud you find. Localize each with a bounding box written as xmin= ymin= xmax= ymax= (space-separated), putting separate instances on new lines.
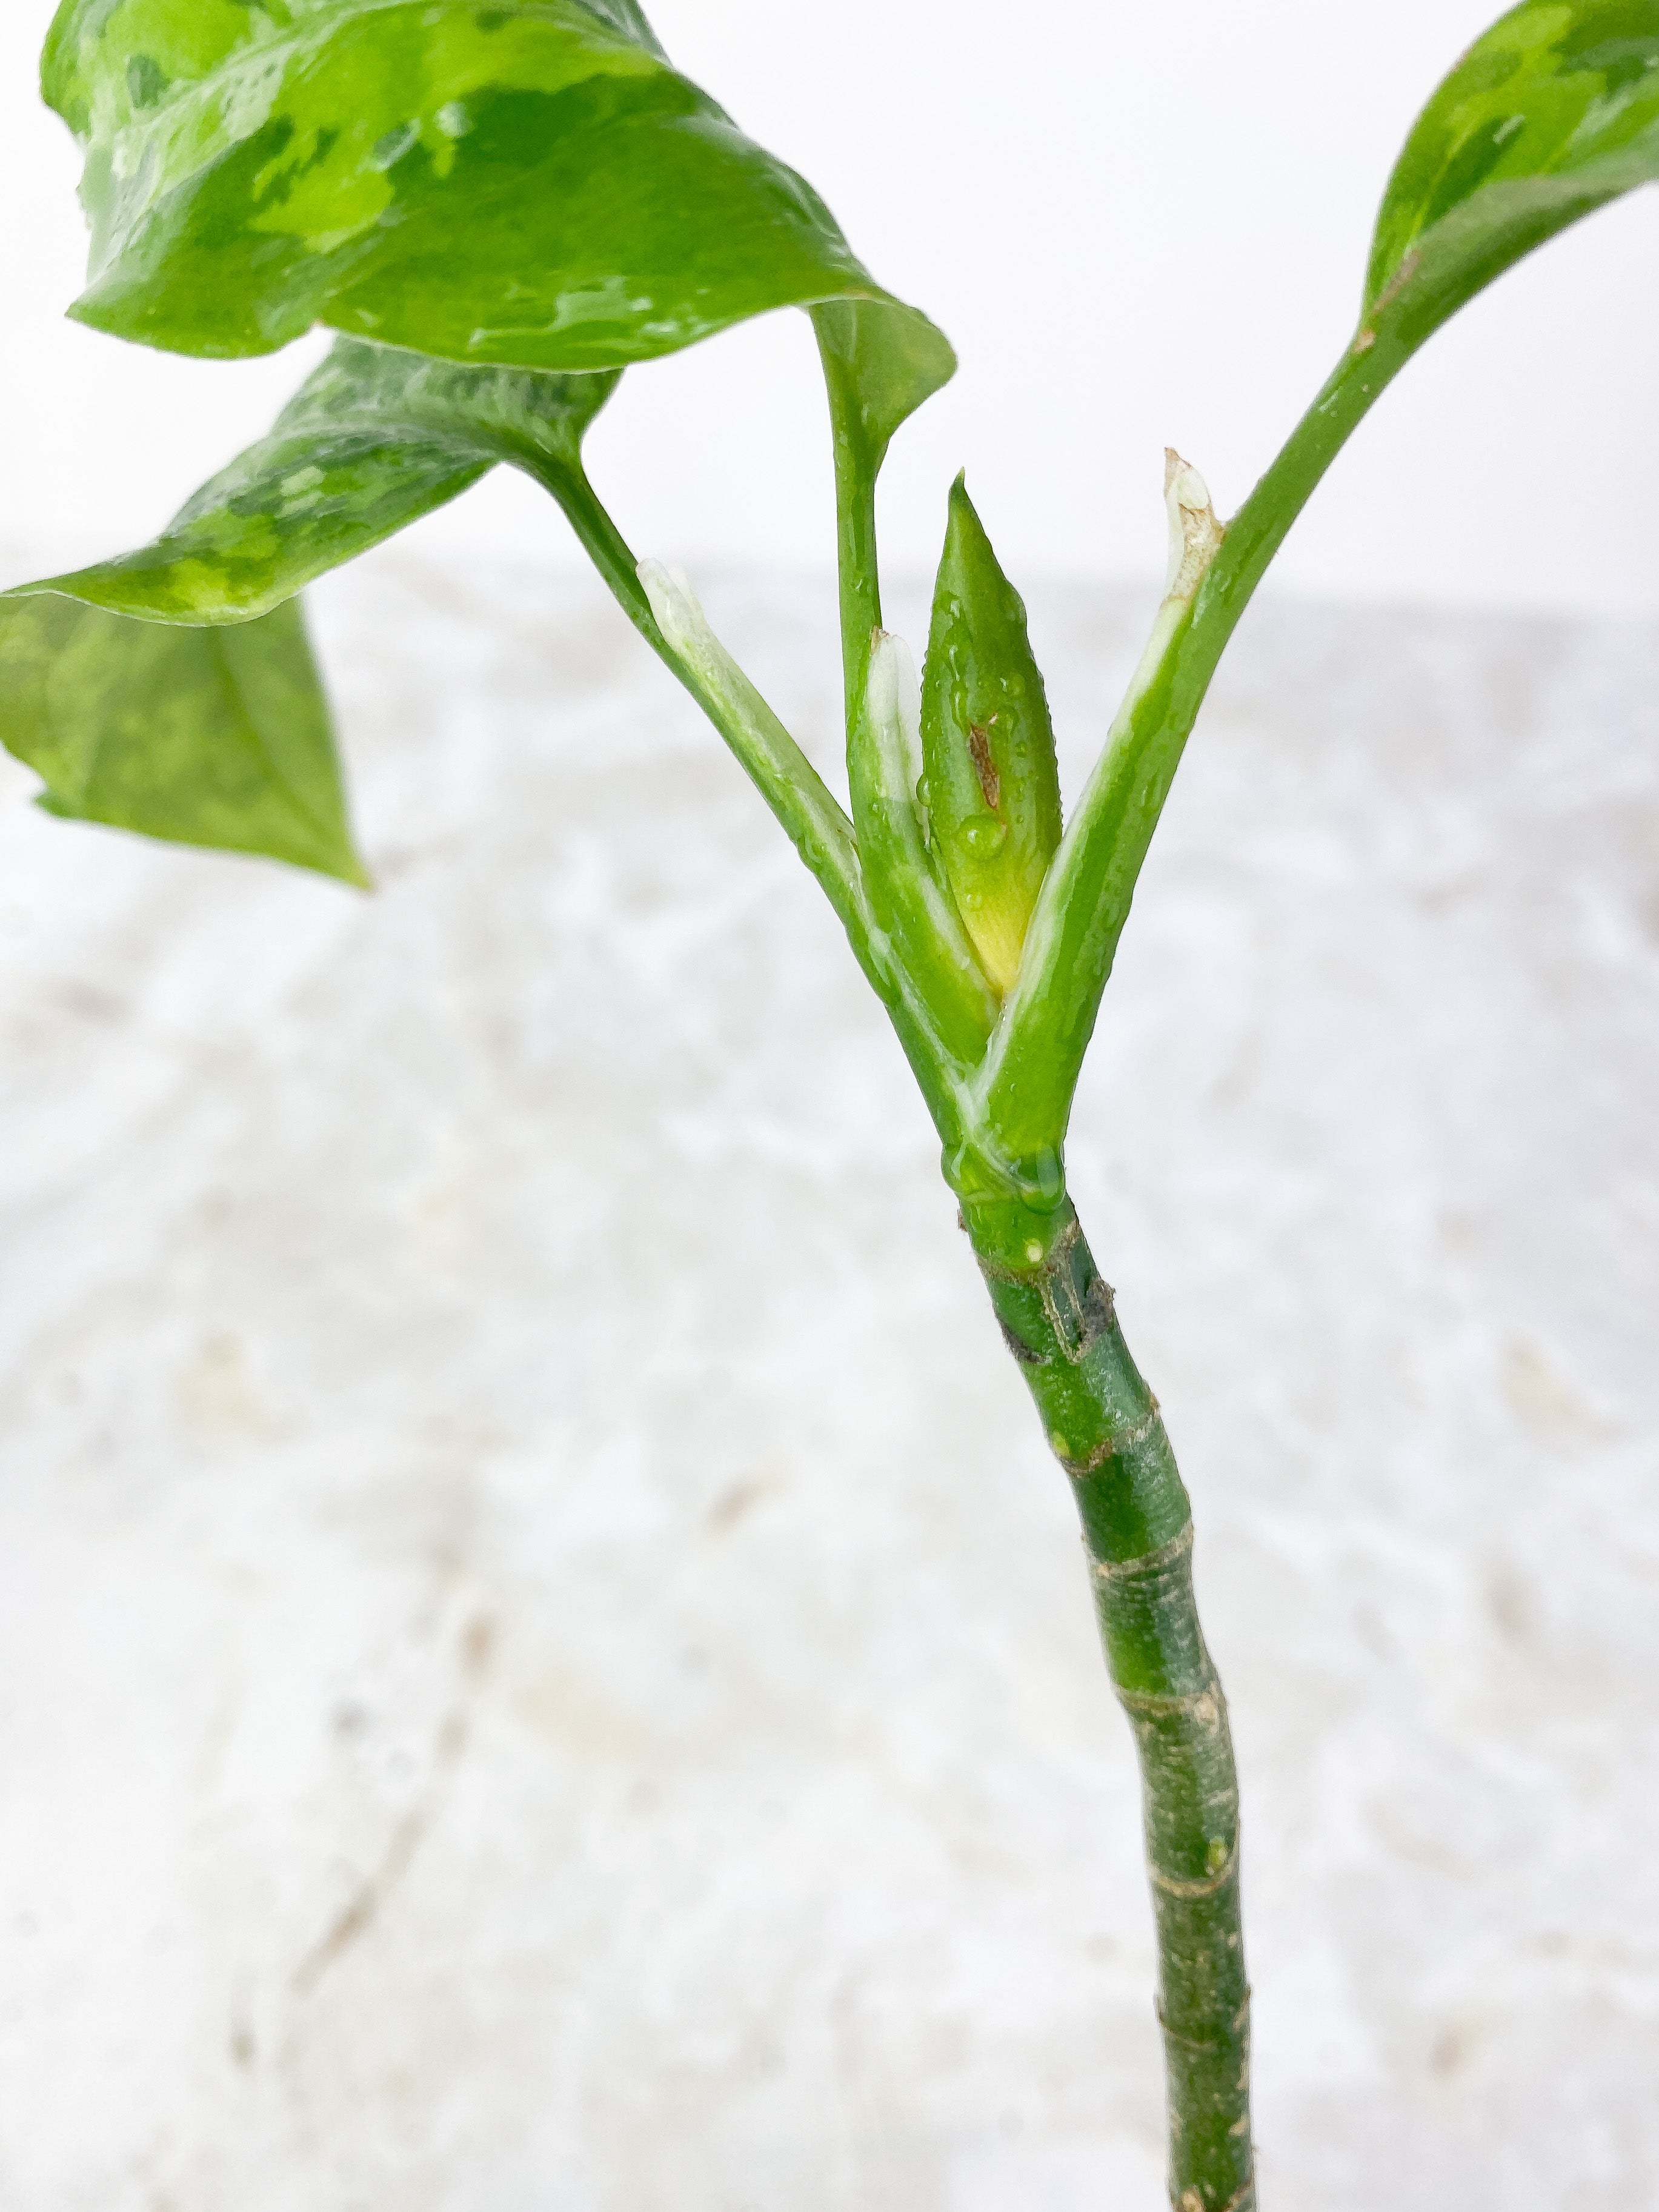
xmin=919 ymin=474 xmax=1062 ymax=998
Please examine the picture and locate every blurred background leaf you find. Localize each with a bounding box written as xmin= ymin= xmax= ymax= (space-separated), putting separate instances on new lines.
xmin=0 ymin=593 xmax=365 ymax=885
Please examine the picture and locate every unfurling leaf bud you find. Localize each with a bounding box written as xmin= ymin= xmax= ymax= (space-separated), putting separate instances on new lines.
xmin=639 ymin=557 xmax=720 ymax=671
xmin=866 ymin=629 xmax=923 ymax=792
xmin=1162 ymin=449 xmax=1224 ymax=602
xmin=919 ymin=475 xmax=1062 ymax=997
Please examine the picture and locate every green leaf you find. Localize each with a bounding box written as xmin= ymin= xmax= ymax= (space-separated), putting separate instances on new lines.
xmin=0 ymin=594 xmax=366 ymax=885
xmin=920 ymin=476 xmax=1061 ymax=1000
xmin=571 ymin=0 xmax=668 ymax=61
xmin=1361 ymin=1 xmax=1659 ymax=356
xmin=24 ymin=337 xmax=621 ymax=625
xmin=813 ymin=299 xmax=957 ymax=482
xmin=43 ymin=0 xmax=946 ymax=380
xmin=0 ymin=333 xmax=625 ymax=879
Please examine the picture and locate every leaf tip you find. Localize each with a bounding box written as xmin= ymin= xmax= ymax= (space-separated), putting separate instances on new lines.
xmin=291 ymin=837 xmax=377 ymax=891
xmin=942 ymin=470 xmax=998 ymax=577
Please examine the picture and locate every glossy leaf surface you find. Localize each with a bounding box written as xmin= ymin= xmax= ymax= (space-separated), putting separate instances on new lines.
xmin=44 ymin=0 xmax=945 ymax=380
xmin=813 ymin=300 xmax=957 ymax=483
xmin=1362 ymin=1 xmax=1659 ymax=354
xmin=0 ymin=595 xmax=364 ymax=883
xmin=25 ymin=339 xmax=620 ymax=625
xmin=573 ymin=0 xmax=667 ymax=61
xmin=920 ymin=477 xmax=1061 ymax=999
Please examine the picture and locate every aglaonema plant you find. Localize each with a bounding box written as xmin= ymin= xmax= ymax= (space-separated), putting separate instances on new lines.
xmin=4 ymin=3 xmax=1656 ymax=2203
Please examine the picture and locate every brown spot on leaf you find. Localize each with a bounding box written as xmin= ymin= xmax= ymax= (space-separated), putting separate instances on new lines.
xmin=966 ymin=725 xmax=1001 ymax=812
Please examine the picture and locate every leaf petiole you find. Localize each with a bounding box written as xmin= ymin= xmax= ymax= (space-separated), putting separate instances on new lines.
xmin=524 ymin=453 xmax=861 ymax=910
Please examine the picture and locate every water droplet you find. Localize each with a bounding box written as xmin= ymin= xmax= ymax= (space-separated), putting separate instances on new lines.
xmin=943 ymin=1143 xmax=1000 ymax=1202
xmin=1014 ymin=1146 xmax=1065 ymax=1211
xmin=960 ymin=817 xmax=1008 ymax=858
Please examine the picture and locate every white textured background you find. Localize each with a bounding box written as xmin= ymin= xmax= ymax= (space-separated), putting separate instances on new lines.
xmin=0 ymin=552 xmax=1655 ymax=2208
xmin=2 ymin=0 xmax=1658 ymax=610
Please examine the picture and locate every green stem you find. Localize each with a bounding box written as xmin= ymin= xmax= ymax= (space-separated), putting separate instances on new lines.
xmin=813 ymin=317 xmax=885 ymax=737
xmin=945 ymin=340 xmax=1420 ymax=2188
xmin=977 ymin=327 xmax=1412 ymax=1169
xmin=533 ymin=456 xmax=868 ymax=930
xmin=531 ymin=455 xmax=667 ymax=658
xmin=964 ymin=1185 xmax=1252 ymax=2212
xmin=534 ymin=453 xmax=977 ymax=1144
xmin=830 ymin=425 xmax=882 ymax=722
